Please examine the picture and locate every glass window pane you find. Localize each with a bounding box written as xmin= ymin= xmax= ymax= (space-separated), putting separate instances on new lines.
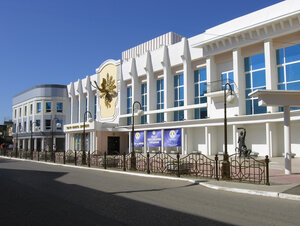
xmin=179 ymin=110 xmax=184 ymax=121
xmin=252 ymin=53 xmax=265 ymax=70
xmin=254 ymin=99 xmax=267 ymax=114
xmin=194 ymin=70 xmax=198 ymax=83
xmin=244 ymin=57 xmax=250 ymax=72
xmin=174 ymin=75 xmax=178 ymax=87
xmin=194 ymin=108 xmax=200 ymax=119
xmin=200 ymin=68 xmax=207 ymax=81
xmin=179 ymin=87 xmax=184 ymax=100
xmin=200 ymin=97 xmax=207 ymax=103
xmin=277 ymin=66 xmax=285 ymax=83
xmin=179 ymin=74 xmax=184 ymax=86
xmin=276 ymin=49 xmax=284 ymax=65
xmin=161 ymin=92 xmax=164 ymax=103
xmin=195 ymin=84 xmax=199 ymax=97
xmin=287 ymin=82 xmax=300 ymax=90
xmin=246 ymin=73 xmax=251 ymax=88
xmin=174 ymin=88 xmax=178 ymax=100
xmin=161 ymin=79 xmax=164 ymax=89
xmin=174 ymin=111 xmax=178 ymax=121
xmin=157 ymin=93 xmax=160 ymax=103
xmin=245 ymin=89 xmax=252 ymax=98
xmin=194 ymin=98 xmax=199 ymax=104
xmin=246 ymin=100 xmax=252 ymax=115
xmin=200 ymin=108 xmax=207 ymax=119
xmin=278 ymin=84 xmax=285 ymax=90
xmin=252 ymin=70 xmax=266 ymax=88
xmin=286 ymin=62 xmax=300 ymax=82
xmin=157 ymin=80 xmax=160 ymax=90
xmin=228 ymin=72 xmax=234 ymax=82
xmin=285 ymin=44 xmax=300 ymax=63
xmin=200 ymin=83 xmax=207 ymax=96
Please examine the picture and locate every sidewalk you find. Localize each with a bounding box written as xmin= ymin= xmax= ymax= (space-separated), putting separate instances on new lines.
xmin=199 ymin=157 xmax=300 ymax=201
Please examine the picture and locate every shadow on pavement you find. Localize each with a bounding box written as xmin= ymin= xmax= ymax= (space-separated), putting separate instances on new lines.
xmin=0 ymin=164 xmax=231 ymax=226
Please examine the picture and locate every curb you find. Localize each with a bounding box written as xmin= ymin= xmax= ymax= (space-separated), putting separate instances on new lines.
xmin=1 ymin=156 xmax=300 ymax=201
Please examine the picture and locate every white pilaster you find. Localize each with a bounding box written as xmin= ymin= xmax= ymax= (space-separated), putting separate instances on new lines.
xmin=284 ymin=106 xmax=291 ymax=174
xmin=206 ymin=56 xmax=216 ymax=118
xmin=130 ymin=58 xmax=142 ymax=124
xmin=77 ymin=79 xmax=85 ymax=123
xmin=264 ymin=40 xmax=277 ymax=113
xmin=145 ymin=51 xmax=156 ymax=124
xmin=233 ymin=48 xmax=246 ymax=115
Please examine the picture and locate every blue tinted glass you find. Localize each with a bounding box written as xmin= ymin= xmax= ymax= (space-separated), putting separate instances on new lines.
xmin=287 ymin=82 xmax=300 ymax=90
xmin=286 ymin=62 xmax=300 ymax=82
xmin=127 ymin=117 xmax=131 ymax=125
xmin=161 ymin=92 xmax=164 ymax=103
xmin=277 ymin=67 xmax=285 ymax=83
xmin=194 ymin=70 xmax=199 ymax=83
xmin=291 ymin=107 xmax=300 ymax=111
xmin=252 ymin=53 xmax=265 ymax=70
xmin=195 ymin=108 xmax=200 ymax=119
xmin=179 ymin=100 xmax=184 ymax=106
xmin=127 ymin=87 xmax=131 ymax=97
xmin=161 ymin=79 xmax=164 ymax=89
xmin=174 ymin=75 xmax=178 ymax=87
xmin=246 ymin=73 xmax=251 ymax=88
xmin=195 ymin=98 xmax=199 ymax=104
xmin=278 ymin=84 xmax=285 ymax=90
xmin=200 ymin=97 xmax=207 ymax=103
xmin=246 ymin=100 xmax=252 ymax=115
xmin=244 ymin=57 xmax=250 ymax=72
xmin=285 ymin=44 xmax=300 ymax=63
xmin=161 ymin=113 xmax=164 ymax=122
xmin=179 ymin=74 xmax=184 ymax=86
xmin=221 ymin=73 xmax=226 ymax=82
xmin=252 ymin=70 xmax=266 ymax=88
xmin=195 ymin=84 xmax=199 ymax=97
xmin=229 ymin=72 xmax=234 ymax=82
xmin=200 ymin=68 xmax=207 ymax=81
xmin=200 ymin=108 xmax=207 ymax=118
xmin=179 ymin=110 xmax=184 ymax=121
xmin=200 ymin=83 xmax=207 ymax=96
xmin=174 ymin=102 xmax=178 ymax=107
xmin=157 ymin=94 xmax=160 ymax=103
xmin=276 ymin=49 xmax=284 ymax=65
xmin=254 ymin=99 xmax=267 ymax=114
xmin=174 ymin=111 xmax=178 ymax=121
xmin=179 ymin=87 xmax=184 ymax=99
xmin=245 ymin=89 xmax=252 ymax=98
xmin=157 ymin=114 xmax=161 ymax=123
xmin=174 ymin=88 xmax=178 ymax=100
xmin=157 ymin=80 xmax=160 ymax=90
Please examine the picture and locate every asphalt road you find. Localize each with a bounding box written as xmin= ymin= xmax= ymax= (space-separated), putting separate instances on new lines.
xmin=1 ymin=158 xmax=300 ymax=226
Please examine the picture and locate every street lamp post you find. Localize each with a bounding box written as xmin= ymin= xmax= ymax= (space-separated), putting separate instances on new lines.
xmin=51 ymin=117 xmax=61 ymax=163
xmin=83 ymin=111 xmax=93 ymax=166
xmin=131 ymin=101 xmax=143 ymax=170
xmin=222 ymin=82 xmax=236 ymax=179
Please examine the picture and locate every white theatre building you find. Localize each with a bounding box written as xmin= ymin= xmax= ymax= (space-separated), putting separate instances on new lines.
xmin=64 ymin=0 xmax=300 ymax=158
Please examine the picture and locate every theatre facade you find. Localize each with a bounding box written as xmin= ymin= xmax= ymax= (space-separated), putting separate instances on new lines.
xmin=64 ymin=0 xmax=300 ymax=157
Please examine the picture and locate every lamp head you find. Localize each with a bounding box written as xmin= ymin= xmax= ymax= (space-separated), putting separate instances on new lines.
xmin=137 ymin=109 xmax=144 ymax=116
xmin=88 ymin=118 xmax=93 ymax=123
xmin=226 ymin=92 xmax=236 ymax=104
xmin=56 ymin=122 xmax=62 ymax=129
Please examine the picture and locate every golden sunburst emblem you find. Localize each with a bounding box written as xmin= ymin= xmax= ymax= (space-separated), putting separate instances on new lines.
xmin=94 ymin=73 xmax=117 ymax=108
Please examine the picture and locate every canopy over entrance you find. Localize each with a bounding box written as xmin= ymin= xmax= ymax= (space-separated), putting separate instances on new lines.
xmin=249 ymin=90 xmax=300 ymax=175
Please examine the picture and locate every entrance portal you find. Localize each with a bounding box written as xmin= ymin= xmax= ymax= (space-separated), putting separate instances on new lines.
xmin=107 ymin=136 xmax=120 ymax=155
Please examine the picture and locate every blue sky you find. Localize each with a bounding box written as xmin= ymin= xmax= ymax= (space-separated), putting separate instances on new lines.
xmin=0 ymin=0 xmax=283 ymax=123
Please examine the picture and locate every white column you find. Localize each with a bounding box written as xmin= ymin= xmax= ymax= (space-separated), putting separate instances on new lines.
xmin=264 ymin=40 xmax=278 ymax=113
xmin=22 ymin=139 xmax=25 ymax=150
xmin=233 ymin=48 xmax=246 ymax=115
xmin=206 ymin=56 xmax=216 ymax=118
xmin=41 ymin=138 xmax=45 ymax=151
xmin=34 ymin=138 xmax=38 ymax=151
xmin=145 ymin=51 xmax=156 ymax=124
xmin=284 ymin=106 xmax=291 ymax=174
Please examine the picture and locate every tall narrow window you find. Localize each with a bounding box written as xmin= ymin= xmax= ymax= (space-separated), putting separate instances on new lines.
xmin=277 ymin=44 xmax=300 ymax=111
xmin=174 ymin=73 xmax=184 ymax=121
xmin=30 ymin=104 xmax=33 ymax=115
xmin=24 ymin=106 xmax=27 ymax=116
xmin=194 ymin=68 xmax=207 ymax=119
xmin=35 ymin=120 xmax=41 ymax=128
xmin=127 ymin=87 xmax=132 ymax=125
xmin=36 ymin=102 xmax=41 ymax=113
xmin=57 ymin=102 xmax=63 ymax=113
xmin=19 ymin=108 xmax=22 ymax=117
xmin=244 ymin=53 xmax=267 ymax=115
xmin=221 ymin=71 xmax=234 ymax=90
xmin=45 ymin=119 xmax=51 ymax=130
xmin=141 ymin=83 xmax=147 ymax=124
xmin=23 ymin=121 xmax=27 ymax=132
xmin=157 ymin=79 xmax=164 ymax=123
xmin=46 ymin=102 xmax=52 ymax=113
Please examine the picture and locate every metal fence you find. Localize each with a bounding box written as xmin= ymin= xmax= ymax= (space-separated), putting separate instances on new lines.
xmin=0 ymin=149 xmax=269 ymax=185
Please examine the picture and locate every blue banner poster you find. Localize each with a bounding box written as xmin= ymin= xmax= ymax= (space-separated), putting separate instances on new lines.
xmin=134 ymin=131 xmax=144 ymax=147
xmin=164 ymin=129 xmax=182 ymax=147
xmin=147 ymin=130 xmax=162 ymax=147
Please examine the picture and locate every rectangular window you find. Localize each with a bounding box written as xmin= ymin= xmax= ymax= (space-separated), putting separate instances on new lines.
xmin=94 ymin=95 xmax=97 ymax=120
xmin=244 ymin=53 xmax=267 ymax=115
xmin=14 ymin=109 xmax=17 ymax=119
xmin=24 ymin=121 xmax=27 ymax=132
xmin=46 ymin=102 xmax=52 ymax=113
xmin=276 ymin=44 xmax=300 ymax=111
xmin=36 ymin=119 xmax=41 ymax=128
xmin=157 ymin=79 xmax=164 ymax=123
xmin=57 ymin=102 xmax=63 ymax=113
xmin=37 ymin=102 xmax=41 ymax=113
xmin=19 ymin=108 xmax=21 ymax=117
xmin=24 ymin=106 xmax=27 ymax=116
xmin=45 ymin=119 xmax=51 ymax=130
xmin=141 ymin=83 xmax=147 ymax=124
xmin=194 ymin=68 xmax=207 ymax=119
xmin=221 ymin=71 xmax=234 ymax=90
xmin=174 ymin=73 xmax=184 ymax=121
xmin=18 ymin=122 xmax=21 ymax=132
xmin=127 ymin=87 xmax=132 ymax=125
xmin=30 ymin=120 xmax=32 ymax=131
xmin=30 ymin=104 xmax=33 ymax=115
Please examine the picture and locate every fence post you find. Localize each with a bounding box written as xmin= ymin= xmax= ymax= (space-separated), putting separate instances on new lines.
xmin=74 ymin=150 xmax=77 ymax=166
xmin=177 ymin=153 xmax=180 ymax=177
xmin=265 ymin=155 xmax=270 ymax=185
xmin=45 ymin=150 xmax=47 ymax=162
xmin=63 ymin=150 xmax=66 ymax=164
xmin=147 ymin=152 xmax=150 ymax=174
xmin=104 ymin=152 xmax=107 ymax=169
xmin=37 ymin=151 xmax=39 ymax=161
xmin=215 ymin=154 xmax=219 ymax=181
xmin=123 ymin=152 xmax=126 ymax=171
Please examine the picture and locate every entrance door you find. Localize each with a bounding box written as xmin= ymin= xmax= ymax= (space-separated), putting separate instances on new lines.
xmin=107 ymin=136 xmax=120 ymax=155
